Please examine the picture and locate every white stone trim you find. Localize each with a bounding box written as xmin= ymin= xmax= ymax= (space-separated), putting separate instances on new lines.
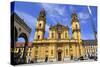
xmin=64 ymin=57 xmax=70 ymax=61
xmin=49 ymin=58 xmax=57 ymax=62
xmin=37 ymin=59 xmax=45 ymax=63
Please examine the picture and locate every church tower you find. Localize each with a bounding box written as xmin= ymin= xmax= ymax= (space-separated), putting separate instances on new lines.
xmin=34 ymin=9 xmax=46 ymax=40
xmin=71 ymin=12 xmax=81 ymax=40
xmin=71 ymin=12 xmax=84 ymax=58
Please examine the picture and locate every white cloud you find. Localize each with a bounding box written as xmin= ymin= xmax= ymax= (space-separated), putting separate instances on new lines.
xmin=78 ymin=12 xmax=90 ymax=20
xmin=80 ymin=20 xmax=87 ymax=24
xmin=41 ymin=4 xmax=67 ymax=24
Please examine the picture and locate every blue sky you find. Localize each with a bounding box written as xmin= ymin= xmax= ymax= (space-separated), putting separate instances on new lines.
xmin=11 ymin=1 xmax=97 ymax=42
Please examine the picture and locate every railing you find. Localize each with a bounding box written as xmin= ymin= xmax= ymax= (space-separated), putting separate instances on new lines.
xmin=33 ymin=39 xmax=80 ymax=44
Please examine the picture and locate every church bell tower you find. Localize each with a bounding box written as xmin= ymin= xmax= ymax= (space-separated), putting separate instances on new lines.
xmin=34 ymin=9 xmax=46 ymax=40
xmin=71 ymin=12 xmax=84 ymax=58
xmin=71 ymin=12 xmax=81 ymax=40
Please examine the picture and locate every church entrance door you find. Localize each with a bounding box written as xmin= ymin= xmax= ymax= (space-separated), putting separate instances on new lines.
xmin=58 ymin=51 xmax=62 ymax=61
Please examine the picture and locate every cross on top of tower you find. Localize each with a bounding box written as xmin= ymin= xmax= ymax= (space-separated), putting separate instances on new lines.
xmin=37 ymin=8 xmax=46 ymax=21
xmin=39 ymin=8 xmax=46 ymax=16
xmin=72 ymin=11 xmax=77 ymax=18
xmin=71 ymin=10 xmax=79 ymax=23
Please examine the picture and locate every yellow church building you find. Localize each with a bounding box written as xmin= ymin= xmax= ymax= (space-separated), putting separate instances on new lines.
xmin=31 ymin=9 xmax=84 ymax=62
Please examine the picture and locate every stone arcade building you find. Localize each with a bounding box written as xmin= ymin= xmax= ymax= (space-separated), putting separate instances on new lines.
xmin=11 ymin=13 xmax=32 ymax=64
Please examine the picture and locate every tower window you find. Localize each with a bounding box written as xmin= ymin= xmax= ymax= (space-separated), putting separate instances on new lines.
xmin=51 ymin=50 xmax=53 ymax=55
xmin=76 ymin=24 xmax=78 ymax=29
xmin=52 ymin=32 xmax=54 ymax=38
xmin=65 ymin=33 xmax=68 ymax=38
xmin=37 ymin=35 xmax=40 ymax=39
xmin=35 ymin=50 xmax=38 ymax=55
xmin=70 ymin=45 xmax=72 ymax=48
xmin=58 ymin=33 xmax=61 ymax=39
xmin=66 ymin=49 xmax=68 ymax=55
xmin=39 ymin=23 xmax=41 ymax=27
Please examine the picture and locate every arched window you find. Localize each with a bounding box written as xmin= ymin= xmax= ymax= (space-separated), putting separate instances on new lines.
xmin=65 ymin=32 xmax=68 ymax=38
xmin=51 ymin=50 xmax=53 ymax=56
xmin=37 ymin=35 xmax=40 ymax=39
xmin=18 ymin=33 xmax=28 ymax=47
xmin=18 ymin=33 xmax=28 ymax=42
xmin=66 ymin=49 xmax=68 ymax=55
xmin=58 ymin=33 xmax=61 ymax=39
xmin=39 ymin=23 xmax=41 ymax=27
xmin=76 ymin=24 xmax=78 ymax=29
xmin=70 ymin=45 xmax=72 ymax=48
xmin=52 ymin=32 xmax=54 ymax=38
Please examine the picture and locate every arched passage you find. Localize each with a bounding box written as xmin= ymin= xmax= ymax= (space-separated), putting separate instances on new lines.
xmin=18 ymin=33 xmax=28 ymax=62
xmin=18 ymin=33 xmax=28 ymax=44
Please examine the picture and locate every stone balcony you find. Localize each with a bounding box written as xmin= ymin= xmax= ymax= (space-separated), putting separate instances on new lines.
xmin=33 ymin=39 xmax=82 ymax=44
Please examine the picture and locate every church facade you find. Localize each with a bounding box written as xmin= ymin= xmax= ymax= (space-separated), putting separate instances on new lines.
xmin=31 ymin=9 xmax=84 ymax=62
